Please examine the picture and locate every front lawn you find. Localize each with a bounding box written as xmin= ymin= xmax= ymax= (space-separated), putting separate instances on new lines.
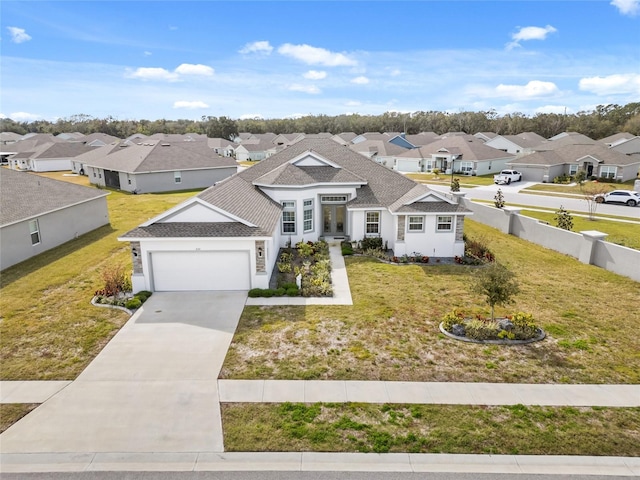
xmin=220 ymin=220 xmax=640 ymax=384
xmin=0 ymin=173 xmax=198 ymax=380
xmin=222 ymin=403 xmax=640 ymax=456
xmin=404 ymin=172 xmax=493 ymax=187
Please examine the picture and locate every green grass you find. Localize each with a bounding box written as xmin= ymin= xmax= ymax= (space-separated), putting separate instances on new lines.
xmin=520 ymin=209 xmax=640 ymax=250
xmin=220 ymin=220 xmax=640 ymax=384
xmin=1 ymin=404 xmax=38 ymax=433
xmin=0 ymin=172 xmax=197 ymax=380
xmin=522 ymin=180 xmax=636 ymax=195
xmin=222 ymin=403 xmax=640 ymax=456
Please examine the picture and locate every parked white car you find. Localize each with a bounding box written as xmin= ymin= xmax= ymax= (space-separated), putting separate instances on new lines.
xmin=594 ymin=190 xmax=640 ymax=206
xmin=493 ymin=170 xmax=523 ymax=185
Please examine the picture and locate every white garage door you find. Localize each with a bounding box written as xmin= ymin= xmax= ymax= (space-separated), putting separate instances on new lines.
xmin=151 ymin=251 xmax=251 ymax=291
xmin=396 ymin=159 xmax=420 ymax=172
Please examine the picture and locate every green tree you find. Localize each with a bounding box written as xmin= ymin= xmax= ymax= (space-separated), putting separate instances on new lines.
xmin=554 ymin=205 xmax=574 ymax=231
xmin=450 ymin=177 xmax=461 ymax=192
xmin=471 ymin=262 xmax=520 ymax=321
xmin=494 ymin=189 xmax=505 ymax=209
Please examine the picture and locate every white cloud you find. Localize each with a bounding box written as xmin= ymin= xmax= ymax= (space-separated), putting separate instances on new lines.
xmin=8 ymin=111 xmax=41 ymax=121
xmin=288 ymin=84 xmax=321 ymax=94
xmin=507 ymin=25 xmax=557 ymax=50
xmin=611 ymin=0 xmax=640 ymax=15
xmin=144 ymin=51 xmax=152 ymax=56
xmin=278 ymin=43 xmax=357 ymax=67
xmin=126 ymin=67 xmax=179 ymax=81
xmin=495 ymin=80 xmax=559 ymax=99
xmin=169 ymin=25 xmax=178 ymax=31
xmin=7 ymin=27 xmax=32 ymax=44
xmin=173 ymin=100 xmax=209 ymax=109
xmin=351 ymin=76 xmax=370 ymax=85
xmin=345 ymin=100 xmax=361 ymax=107
xmin=239 ymin=41 xmax=273 ymax=55
xmin=388 ymin=68 xmax=401 ymax=77
xmin=579 ymin=73 xmax=640 ymax=95
xmin=303 ymin=70 xmax=327 ymax=80
xmin=175 ymin=63 xmax=214 ymax=76
xmin=534 ymin=105 xmax=572 ymax=114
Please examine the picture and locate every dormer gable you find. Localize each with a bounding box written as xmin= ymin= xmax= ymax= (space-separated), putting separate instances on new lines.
xmin=407 ymin=190 xmax=455 ymax=204
xmin=289 ymin=150 xmax=342 ymax=168
xmin=576 ymin=154 xmax=603 ymax=164
xmin=142 ymin=198 xmax=256 ymax=227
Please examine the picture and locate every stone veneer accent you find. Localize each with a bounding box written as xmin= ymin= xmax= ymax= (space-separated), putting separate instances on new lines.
xmin=397 ymin=215 xmax=405 ymax=241
xmin=456 ymin=216 xmax=464 ymax=242
xmin=255 ymin=240 xmax=266 ymax=273
xmin=130 ymin=241 xmax=143 ymax=274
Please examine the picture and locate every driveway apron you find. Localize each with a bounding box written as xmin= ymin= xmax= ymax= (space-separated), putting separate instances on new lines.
xmin=0 ymin=291 xmax=246 ymax=454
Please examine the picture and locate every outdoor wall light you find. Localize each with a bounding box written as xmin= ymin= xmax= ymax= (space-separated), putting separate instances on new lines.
xmin=258 ymin=247 xmax=263 ymax=257
xmin=132 ymin=247 xmax=138 ymax=257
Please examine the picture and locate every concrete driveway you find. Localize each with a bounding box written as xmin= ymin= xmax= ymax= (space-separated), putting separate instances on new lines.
xmin=0 ymin=291 xmax=246 ymax=454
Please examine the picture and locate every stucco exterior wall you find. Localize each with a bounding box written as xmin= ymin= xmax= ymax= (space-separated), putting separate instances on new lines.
xmin=1 ymin=196 xmax=110 ymax=270
xmin=31 ymin=158 xmax=73 ymax=172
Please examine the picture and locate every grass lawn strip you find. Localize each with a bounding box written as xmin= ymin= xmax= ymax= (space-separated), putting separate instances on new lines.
xmin=1 ymin=404 xmax=39 ymax=433
xmin=220 ymin=220 xmax=640 ymax=384
xmin=0 ymin=172 xmax=198 ymax=380
xmin=222 ymin=403 xmax=640 ymax=456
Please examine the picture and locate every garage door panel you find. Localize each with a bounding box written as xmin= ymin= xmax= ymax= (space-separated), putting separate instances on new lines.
xmin=152 ymin=251 xmax=250 ymax=291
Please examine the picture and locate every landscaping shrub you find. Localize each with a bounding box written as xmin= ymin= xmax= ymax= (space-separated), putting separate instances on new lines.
xmin=98 ymin=264 xmax=130 ymax=297
xmin=125 ymin=297 xmax=142 ymax=310
xmin=464 ymin=319 xmax=501 ymax=340
xmin=134 ymin=290 xmax=152 ymax=302
xmin=361 ymin=237 xmax=383 ymax=250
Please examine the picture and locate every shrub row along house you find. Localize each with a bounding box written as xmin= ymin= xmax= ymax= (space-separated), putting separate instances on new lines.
xmin=119 ymin=138 xmax=472 ymax=292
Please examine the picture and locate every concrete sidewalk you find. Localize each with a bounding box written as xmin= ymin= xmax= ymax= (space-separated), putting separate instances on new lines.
xmin=0 ymin=381 xmax=71 ymax=404
xmin=218 ymin=379 xmax=640 ymax=407
xmin=1 ymin=451 xmax=639 ymax=475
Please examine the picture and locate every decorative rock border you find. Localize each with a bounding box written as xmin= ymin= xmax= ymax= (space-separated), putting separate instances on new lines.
xmin=91 ymin=296 xmax=134 ymax=316
xmin=439 ymin=322 xmax=546 ymax=345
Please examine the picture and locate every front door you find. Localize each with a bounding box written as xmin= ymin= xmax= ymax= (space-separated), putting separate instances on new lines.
xmin=323 ymin=204 xmax=346 ymax=236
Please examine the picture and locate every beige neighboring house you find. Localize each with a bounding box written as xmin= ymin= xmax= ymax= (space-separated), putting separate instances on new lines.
xmin=0 ymin=168 xmax=110 ymax=270
xmin=349 ymin=139 xmax=410 ymax=168
xmin=394 ymin=134 xmax=515 ymax=174
xmin=608 ymin=136 xmax=640 ymax=155
xmin=207 ymin=137 xmax=237 ymax=157
xmin=235 ymin=140 xmax=279 ymax=161
xmin=507 ymin=143 xmax=640 ymax=183
xmin=80 ymin=138 xmax=238 ymax=193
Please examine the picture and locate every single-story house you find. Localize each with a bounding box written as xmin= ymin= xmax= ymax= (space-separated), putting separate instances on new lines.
xmin=0 ymin=168 xmax=110 ymax=270
xmin=608 ymin=136 xmax=640 ymax=155
xmin=79 ymin=139 xmax=238 ymax=193
xmin=598 ymin=132 xmax=636 ymax=148
xmin=119 ymin=138 xmax=472 ymax=292
xmin=393 ymin=135 xmax=515 ymax=174
xmin=507 ymin=143 xmax=640 ymax=182
xmin=7 ymin=139 xmax=96 ymax=172
xmin=484 ymin=132 xmax=547 ymax=155
xmin=207 ymin=137 xmax=237 ymax=157
xmin=349 ymin=139 xmax=409 ymax=168
xmin=234 ymin=140 xmax=279 ymax=161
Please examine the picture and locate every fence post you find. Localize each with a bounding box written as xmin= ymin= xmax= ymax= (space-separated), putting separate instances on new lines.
xmin=501 ymin=206 xmax=521 ymax=235
xmin=578 ymin=230 xmax=608 ymax=265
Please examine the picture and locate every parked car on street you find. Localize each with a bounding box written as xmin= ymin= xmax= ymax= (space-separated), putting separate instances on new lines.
xmin=594 ymin=190 xmax=640 ymax=206
xmin=493 ymin=170 xmax=522 ymax=185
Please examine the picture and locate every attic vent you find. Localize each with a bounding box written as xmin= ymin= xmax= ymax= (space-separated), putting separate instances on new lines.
xmin=119 ymin=144 xmax=128 ymax=148
xmin=161 ymin=143 xmax=170 ymax=147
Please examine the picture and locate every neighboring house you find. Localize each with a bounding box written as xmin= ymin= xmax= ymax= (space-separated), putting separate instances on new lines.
xmin=234 ymin=140 xmax=279 ymax=161
xmin=78 ymin=133 xmax=120 ymax=147
xmin=599 ymin=132 xmax=636 ymax=148
xmin=349 ymin=139 xmax=409 ymax=168
xmin=119 ymin=138 xmax=472 ymax=292
xmin=1 ymin=132 xmax=22 ymax=145
xmin=484 ymin=132 xmax=546 ymax=155
xmin=149 ymin=133 xmax=208 ymax=143
xmin=80 ymin=139 xmax=237 ymax=193
xmin=608 ymin=136 xmax=640 ymax=155
xmin=533 ymin=132 xmax=596 ymax=151
xmin=0 ymin=168 xmax=110 ymax=270
xmin=207 ymin=137 xmax=237 ymax=157
xmin=331 ymin=132 xmax=357 ymax=145
xmin=507 ymin=143 xmax=640 ymax=183
xmin=56 ymin=132 xmax=85 ymax=141
xmin=474 ymin=132 xmax=499 ymax=143
xmin=6 ymin=138 xmax=96 ymax=172
xmin=404 ymin=132 xmax=441 ymax=146
xmin=393 ymin=135 xmax=515 ymax=174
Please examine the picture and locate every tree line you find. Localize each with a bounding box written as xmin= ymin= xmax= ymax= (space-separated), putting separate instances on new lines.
xmin=2 ymin=103 xmax=639 ymax=141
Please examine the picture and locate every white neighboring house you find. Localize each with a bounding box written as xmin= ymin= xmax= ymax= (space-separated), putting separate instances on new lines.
xmin=5 ymin=134 xmax=96 ymax=172
xmin=484 ymin=132 xmax=546 ymax=156
xmin=0 ymin=169 xmax=110 ymax=270
xmin=119 ymin=138 xmax=472 ymax=293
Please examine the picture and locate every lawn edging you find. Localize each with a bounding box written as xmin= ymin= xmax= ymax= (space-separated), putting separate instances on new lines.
xmin=439 ymin=322 xmax=546 ymax=345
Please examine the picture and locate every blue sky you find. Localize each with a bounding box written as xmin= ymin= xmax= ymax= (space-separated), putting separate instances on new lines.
xmin=1 ymin=0 xmax=639 ymax=122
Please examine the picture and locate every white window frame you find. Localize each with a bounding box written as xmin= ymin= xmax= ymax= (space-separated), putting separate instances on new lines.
xmin=600 ymin=166 xmax=616 ymax=179
xmin=460 ymin=161 xmax=473 ymax=174
xmin=282 ymin=201 xmax=296 ymax=234
xmin=303 ymin=199 xmax=313 ymax=233
xmin=365 ymin=211 xmax=380 ymax=235
xmin=408 ymin=216 xmax=425 ymax=232
xmin=29 ymin=219 xmax=40 ymax=245
xmin=174 ymin=171 xmax=182 ymax=184
xmin=436 ymin=215 xmax=453 ymax=232
xmin=569 ymin=164 xmax=579 ymax=175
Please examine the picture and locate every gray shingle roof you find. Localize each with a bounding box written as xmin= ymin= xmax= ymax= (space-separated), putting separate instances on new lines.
xmin=79 ymin=140 xmax=236 ymax=173
xmin=399 ymin=135 xmax=515 ymax=161
xmin=121 ymin=222 xmax=266 ymax=238
xmin=510 ymin=143 xmax=639 ymax=167
xmin=253 ymin=164 xmax=367 ymax=186
xmin=0 ymin=168 xmax=108 ymax=226
xmin=395 ymin=202 xmax=470 ymax=214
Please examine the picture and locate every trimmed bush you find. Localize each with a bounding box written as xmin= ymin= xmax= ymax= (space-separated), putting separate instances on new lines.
xmin=135 ymin=290 xmax=152 ymax=302
xmin=125 ymin=297 xmax=142 ymax=310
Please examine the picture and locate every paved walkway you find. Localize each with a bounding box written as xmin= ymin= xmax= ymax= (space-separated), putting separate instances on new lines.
xmin=1 ymin=381 xmax=71 ymax=404
xmin=246 ymin=241 xmax=353 ymax=305
xmin=218 ymin=379 xmax=640 ymax=407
